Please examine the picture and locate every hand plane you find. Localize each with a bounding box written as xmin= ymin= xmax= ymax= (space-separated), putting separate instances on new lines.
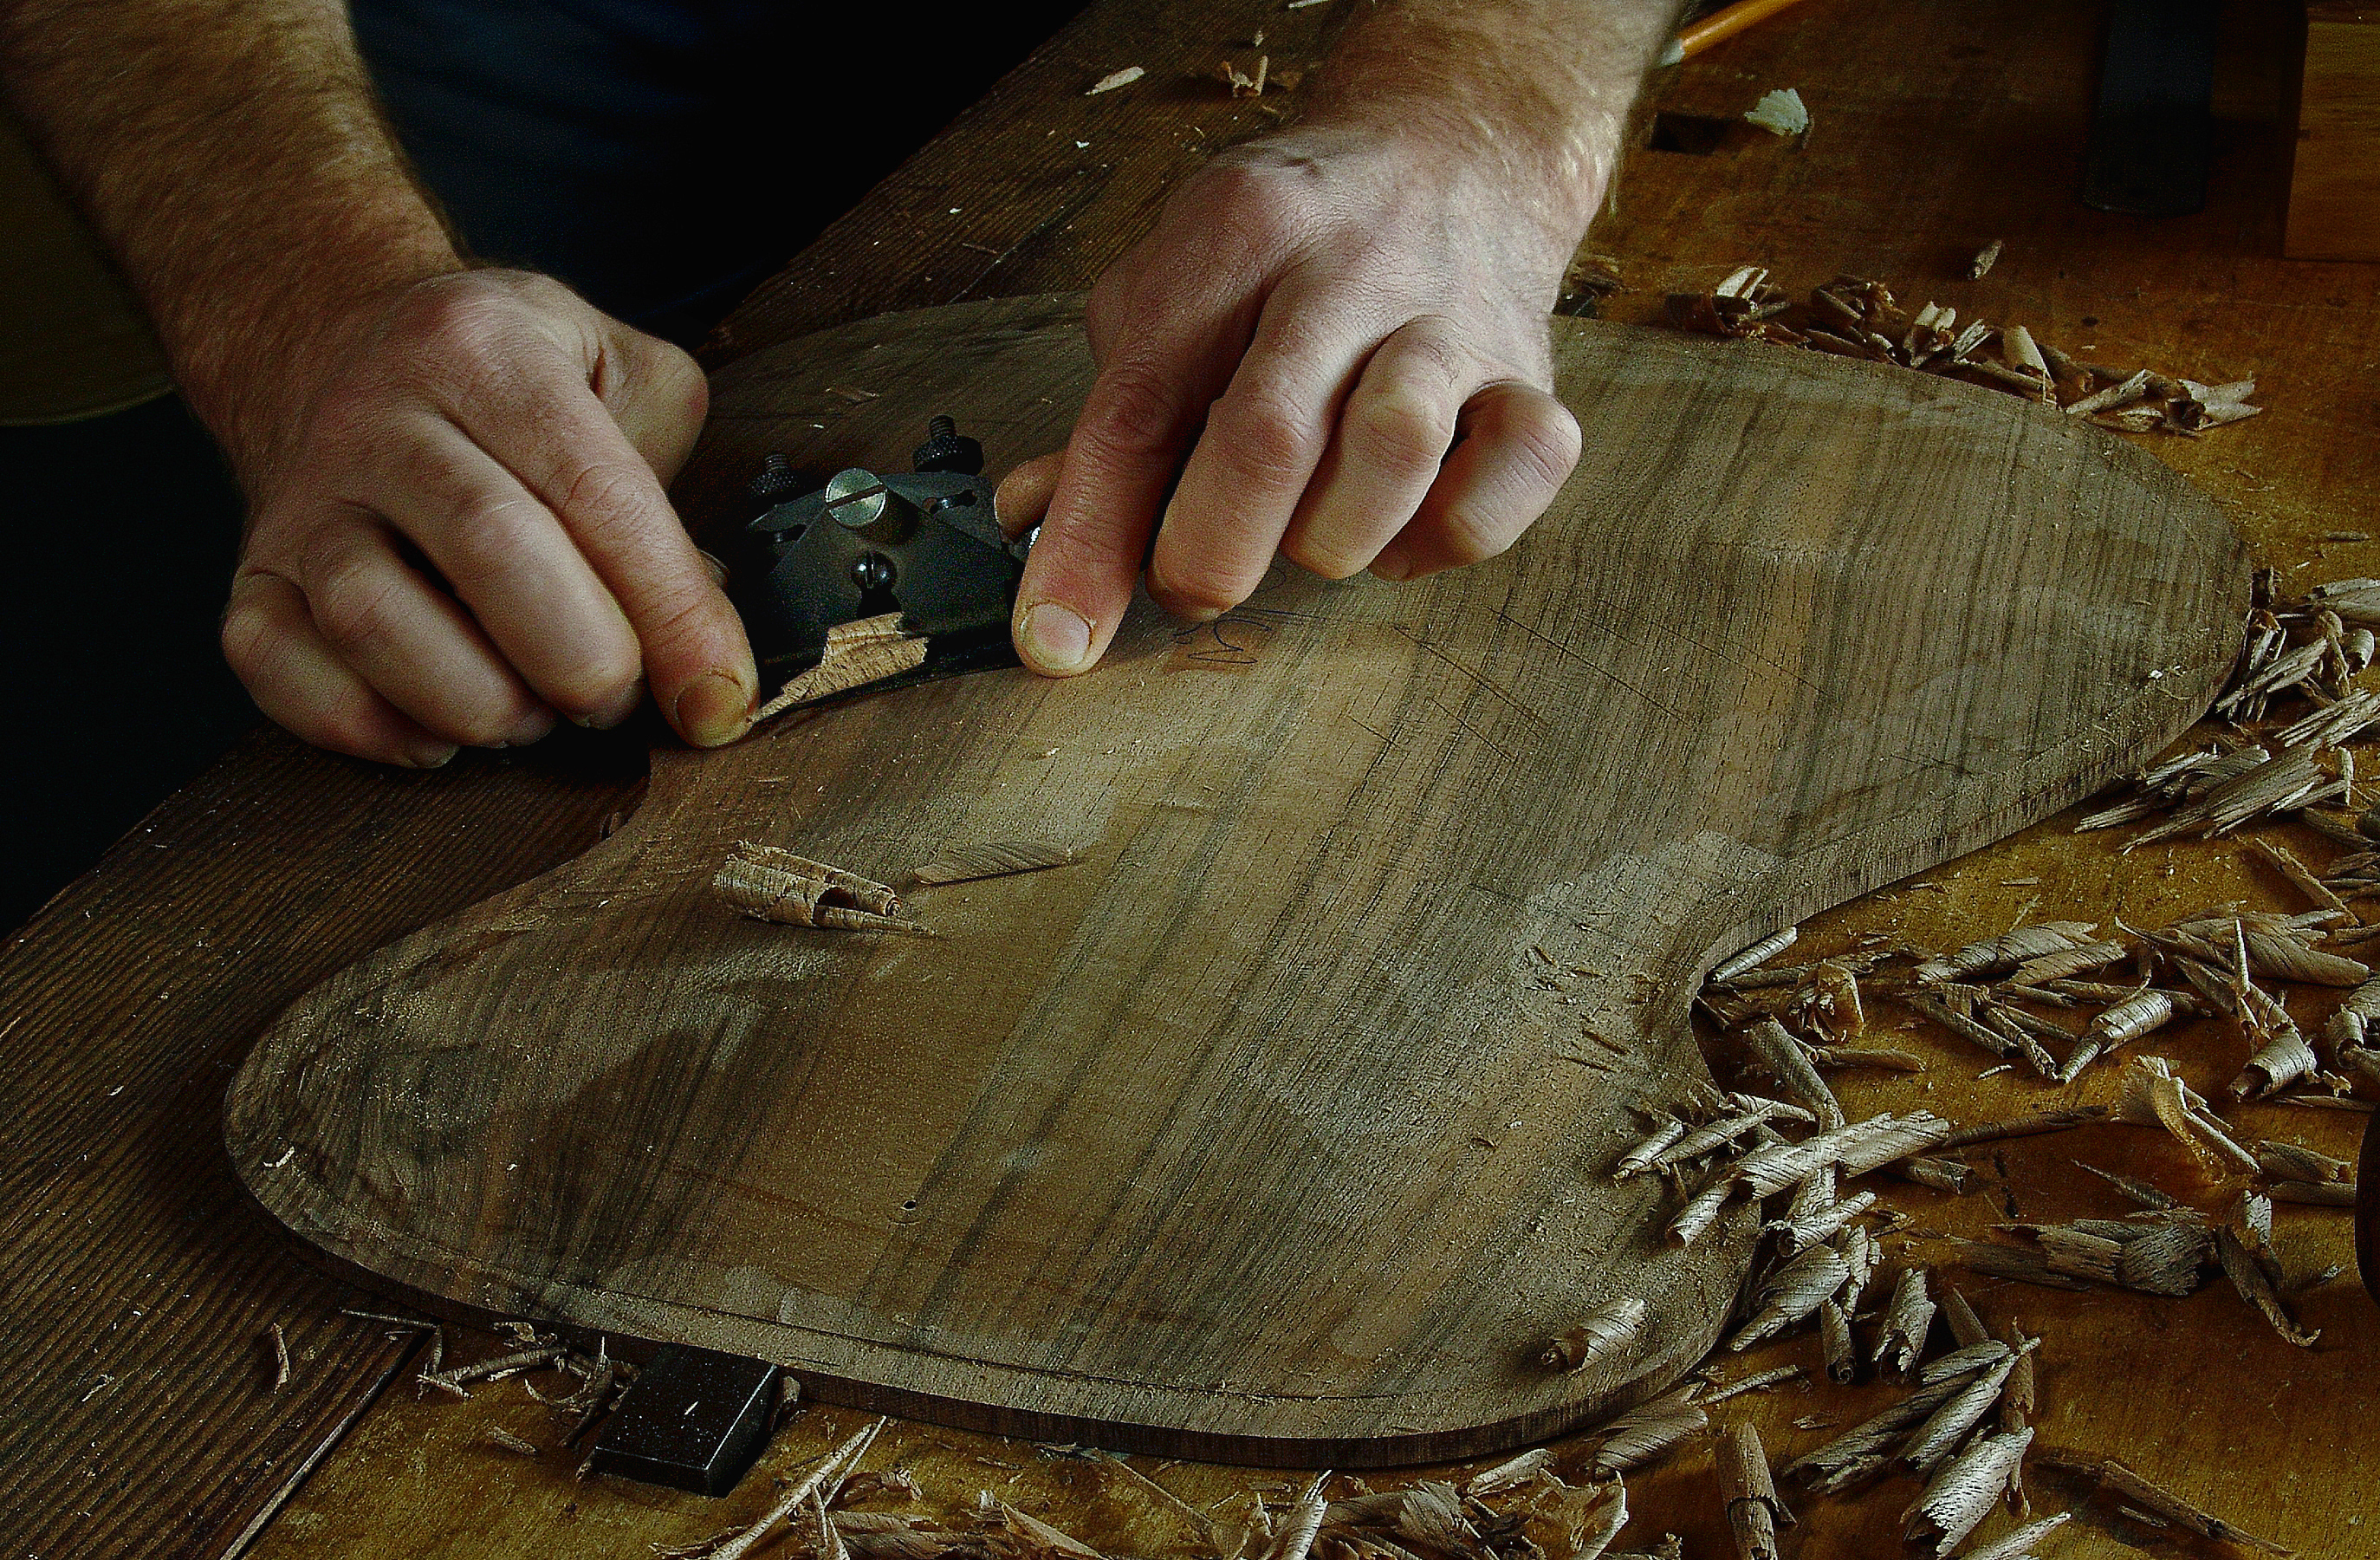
xmin=727 ymin=416 xmax=1032 ymax=695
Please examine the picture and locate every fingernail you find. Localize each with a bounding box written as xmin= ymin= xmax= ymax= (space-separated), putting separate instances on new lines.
xmin=504 ymin=707 xmax=558 ymax=748
xmin=1017 ymin=602 xmax=1094 ymax=674
xmin=405 ymin=740 xmax=459 ymax=770
xmin=575 ymin=684 xmax=644 ymax=731
xmin=1370 ymin=544 xmax=1416 ymax=583
xmin=675 ymin=670 xmax=753 ymax=747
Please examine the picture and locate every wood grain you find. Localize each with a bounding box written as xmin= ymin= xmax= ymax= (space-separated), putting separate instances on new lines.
xmin=0 ymin=729 xmax=642 ymax=1558
xmin=10 ymin=0 xmax=2371 ymax=1548
xmin=224 ymin=296 xmax=2241 ymax=1465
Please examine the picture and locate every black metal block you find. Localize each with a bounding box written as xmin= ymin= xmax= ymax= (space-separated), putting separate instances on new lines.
xmin=587 ymin=1344 xmax=783 ymax=1497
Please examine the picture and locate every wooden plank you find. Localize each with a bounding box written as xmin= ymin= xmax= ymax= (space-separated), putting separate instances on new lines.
xmin=247 ymin=0 xmax=2380 ymax=1550
xmin=0 ymin=731 xmax=642 ymax=1557
xmin=12 ymin=0 xmax=2379 ymax=1550
xmin=1 ymin=0 xmax=1305 ymax=1549
xmin=2287 ymin=1 xmax=2380 ymax=260
xmin=224 ymin=295 xmax=2241 ymax=1465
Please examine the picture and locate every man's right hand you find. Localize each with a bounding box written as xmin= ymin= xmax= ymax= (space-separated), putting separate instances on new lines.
xmin=217 ymin=269 xmax=757 ymax=767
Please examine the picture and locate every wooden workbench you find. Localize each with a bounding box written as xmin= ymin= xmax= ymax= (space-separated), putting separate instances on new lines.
xmin=4 ymin=0 xmax=2376 ymax=1555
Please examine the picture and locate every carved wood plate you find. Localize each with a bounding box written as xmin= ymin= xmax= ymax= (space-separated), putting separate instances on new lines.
xmin=225 ymin=296 xmax=2244 ymax=1465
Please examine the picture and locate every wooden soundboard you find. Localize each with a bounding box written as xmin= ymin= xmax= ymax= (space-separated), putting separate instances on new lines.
xmin=224 ymin=295 xmax=2243 ymax=1466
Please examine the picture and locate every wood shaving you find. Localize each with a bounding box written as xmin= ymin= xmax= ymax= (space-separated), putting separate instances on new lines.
xmin=1589 ymin=1388 xmax=1706 ymax=1475
xmin=1698 ymin=1364 xmax=1805 ymax=1405
xmin=716 ymin=843 xmax=927 ymax=934
xmin=1541 ymin=1297 xmax=1648 ymax=1373
xmin=1870 ymin=1267 xmax=1935 ymax=1377
xmin=1709 ymin=927 xmax=1798 ymax=983
xmin=1085 ymin=66 xmax=1145 ymax=94
xmin=2037 ymin=1452 xmax=2292 ymax=1554
xmin=1959 ymin=1512 xmax=2071 ymax=1560
xmin=1903 ymin=1428 xmax=2032 ymax=1555
xmin=1717 ymin=1422 xmax=1792 ymax=1560
xmin=911 ymin=842 xmax=1078 ymax=887
xmin=756 ymin=614 xmax=931 ymax=720
xmin=707 ymin=1420 xmax=887 ymax=1560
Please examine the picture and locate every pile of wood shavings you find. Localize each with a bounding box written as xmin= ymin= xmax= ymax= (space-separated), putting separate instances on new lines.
xmin=1662 ymin=265 xmax=2259 ymax=436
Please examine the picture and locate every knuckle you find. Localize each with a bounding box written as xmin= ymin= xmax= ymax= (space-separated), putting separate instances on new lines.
xmin=218 ymin=595 xmax=277 ymax=685
xmin=1352 ymin=390 xmax=1454 ymax=481
xmin=1196 ymin=161 xmax=1300 ymax=248
xmin=554 ymin=458 xmax=657 ymax=528
xmin=427 ymin=497 xmax=542 ymax=579
xmin=541 ymin=629 xmax=644 ymax=715
xmin=1078 ymin=361 xmax=1186 ymax=461
xmin=1209 ymin=386 xmax=1313 ymax=488
xmin=393 ymin=278 xmax=520 ymax=358
xmin=306 ymin=556 xmax=408 ymax=657
xmin=1495 ymin=398 xmax=1584 ymax=493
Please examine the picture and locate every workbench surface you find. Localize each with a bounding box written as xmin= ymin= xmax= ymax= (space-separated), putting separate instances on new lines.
xmin=6 ymin=0 xmax=2377 ymax=1556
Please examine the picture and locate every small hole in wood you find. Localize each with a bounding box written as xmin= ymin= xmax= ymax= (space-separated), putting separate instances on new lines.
xmin=1648 ymin=112 xmax=1733 ymax=155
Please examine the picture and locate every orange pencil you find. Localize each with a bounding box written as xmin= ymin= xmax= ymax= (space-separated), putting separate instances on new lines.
xmin=1676 ymin=0 xmax=1819 ymax=59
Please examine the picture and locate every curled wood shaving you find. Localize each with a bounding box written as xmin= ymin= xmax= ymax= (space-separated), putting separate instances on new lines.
xmin=2112 ymin=1056 xmax=2260 ymax=1179
xmin=1903 ymin=1428 xmax=2033 ymax=1555
xmin=2215 ymin=1223 xmax=2318 ymax=1348
xmin=1914 ymin=923 xmax=2098 ymax=985
xmin=1898 ymin=1355 xmax=2020 ymax=1476
xmin=1787 ymin=1373 xmax=1974 ymax=1495
xmin=756 ymin=614 xmax=931 ymax=720
xmin=1541 ymin=1297 xmax=1647 ymax=1373
xmin=1698 ymin=1364 xmax=1806 ymax=1406
xmin=716 ymin=844 xmax=927 ymax=934
xmin=1764 ymin=1189 xmax=1876 ymax=1251
xmin=1589 ymin=1388 xmax=1706 ymax=1475
xmin=1460 ymin=1450 xmax=1547 ymax=1498
xmin=1819 ymin=1299 xmax=1854 ymax=1384
xmin=266 ymin=1323 xmax=292 ymax=1392
xmin=1960 ymin=1512 xmax=2071 ymax=1560
xmin=1717 ymin=1422 xmax=1792 ymax=1560
xmin=2000 ymin=1319 xmax=2037 ymax=1433
xmin=1002 ymin=1502 xmax=1107 ymax=1560
xmin=1871 ymin=1266 xmax=1935 ymax=1377
xmin=1739 ymin=1017 xmax=1844 ymax=1129
xmin=1614 ymin=1115 xmax=1687 ymax=1180
xmin=1709 ymin=926 xmax=1798 ymax=983
xmin=1938 ymin=1107 xmax=2108 ymax=1150
xmin=416 ymin=1346 xmax=565 ymax=1399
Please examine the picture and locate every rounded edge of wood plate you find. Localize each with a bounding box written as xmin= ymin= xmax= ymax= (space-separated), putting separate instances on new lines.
xmin=224 ymin=300 xmax=2254 ymax=1470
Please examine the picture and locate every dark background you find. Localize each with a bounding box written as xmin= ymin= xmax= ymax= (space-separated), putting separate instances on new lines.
xmin=0 ymin=2 xmax=1086 ymax=930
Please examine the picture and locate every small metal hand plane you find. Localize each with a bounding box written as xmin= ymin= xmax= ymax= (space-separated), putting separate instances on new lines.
xmin=728 ymin=416 xmax=1031 ymax=692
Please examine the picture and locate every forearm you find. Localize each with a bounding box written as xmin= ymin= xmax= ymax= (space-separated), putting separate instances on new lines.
xmin=1304 ymin=0 xmax=1678 ymax=244
xmin=0 ymin=0 xmax=461 ymax=467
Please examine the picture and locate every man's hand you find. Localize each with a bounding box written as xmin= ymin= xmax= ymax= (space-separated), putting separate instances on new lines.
xmin=1000 ymin=0 xmax=1671 ymax=677
xmin=1002 ymin=126 xmax=1586 ymax=675
xmin=219 ymin=270 xmax=755 ymax=766
xmin=2 ymin=1 xmax=756 ymax=767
